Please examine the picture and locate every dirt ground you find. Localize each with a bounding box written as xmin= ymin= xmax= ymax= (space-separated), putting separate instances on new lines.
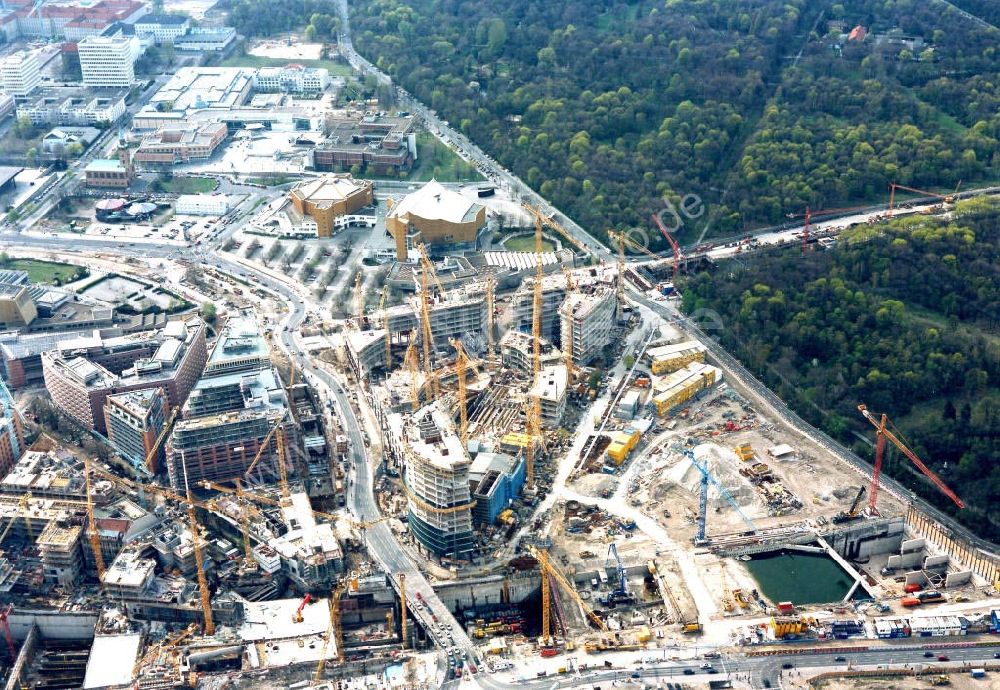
xmin=813 ymin=674 xmax=1000 ymax=690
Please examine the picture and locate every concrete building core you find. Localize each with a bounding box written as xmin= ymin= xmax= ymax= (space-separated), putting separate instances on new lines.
xmin=559 ymin=287 xmax=617 ymax=366
xmin=529 ymin=363 xmax=568 ymax=427
xmin=104 ymin=387 xmax=169 ymax=473
xmin=401 ymin=403 xmax=475 ymax=559
xmin=386 ymin=180 xmax=486 ymax=261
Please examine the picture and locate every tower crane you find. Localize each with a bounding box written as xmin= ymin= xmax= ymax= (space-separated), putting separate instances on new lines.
xmin=684 ymin=450 xmax=756 ymax=545
xmin=521 ymin=203 xmax=590 ymax=257
xmin=485 ymin=276 xmax=496 ymax=368
xmin=526 ymin=213 xmax=544 ymax=489
xmin=313 ymin=582 xmax=346 ymax=684
xmin=650 ymin=213 xmax=683 ymax=283
xmin=857 ymin=404 xmax=965 ymax=515
xmin=416 ymin=245 xmax=440 ymax=400
xmin=398 ymin=573 xmax=407 ymax=650
xmin=403 ymin=330 xmax=421 ymax=409
xmin=528 ymin=545 xmax=606 ymax=653
xmin=84 ymin=458 xmax=105 ymax=581
xmin=142 ymin=404 xmax=179 ymax=474
xmin=888 ymin=181 xmax=961 ymax=217
xmin=183 ymin=460 xmax=214 ymax=635
xmin=450 ymin=338 xmax=471 ymax=446
xmin=379 ymin=284 xmax=392 ymax=367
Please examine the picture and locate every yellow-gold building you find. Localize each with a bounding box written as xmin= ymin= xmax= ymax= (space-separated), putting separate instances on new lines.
xmin=288 ymin=174 xmax=374 ymax=238
xmin=386 ymin=180 xmax=486 ymax=260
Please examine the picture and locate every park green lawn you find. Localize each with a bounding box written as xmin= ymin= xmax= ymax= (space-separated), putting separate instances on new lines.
xmin=502 ymin=235 xmax=556 ymax=252
xmin=156 ymin=177 xmax=217 ymax=194
xmin=406 ymin=132 xmax=482 ymax=183
xmin=219 ymin=54 xmax=355 ymax=77
xmin=3 ymin=258 xmax=84 ymax=284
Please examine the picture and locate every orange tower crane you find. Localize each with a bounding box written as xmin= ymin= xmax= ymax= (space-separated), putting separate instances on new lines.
xmin=857 ymin=404 xmax=965 ymax=515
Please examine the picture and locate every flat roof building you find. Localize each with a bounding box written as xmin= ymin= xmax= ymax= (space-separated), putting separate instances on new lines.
xmin=41 ymin=317 xmax=206 ymax=434
xmin=0 ymin=49 xmax=41 ymax=98
xmin=105 ymin=387 xmax=169 ymax=473
xmin=134 ymin=122 xmax=228 ymax=166
xmin=255 ymin=64 xmax=329 ymax=93
xmin=386 ymin=180 xmax=485 ymax=261
xmin=133 ymin=13 xmax=190 ymax=43
xmin=559 ymin=287 xmax=617 ymax=366
xmin=166 ymin=312 xmax=291 ymax=489
xmin=529 ymin=363 xmax=567 ymax=427
xmin=401 ymin=403 xmax=475 ymax=559
xmin=312 ymin=113 xmax=415 ymax=176
xmin=78 ymin=34 xmax=140 ymax=88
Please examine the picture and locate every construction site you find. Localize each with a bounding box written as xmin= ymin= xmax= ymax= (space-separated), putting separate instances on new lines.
xmin=0 ymin=182 xmax=994 ymax=690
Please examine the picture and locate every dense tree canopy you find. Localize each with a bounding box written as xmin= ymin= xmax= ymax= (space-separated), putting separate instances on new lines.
xmin=682 ymin=198 xmax=1000 ymax=539
xmin=351 ymin=0 xmax=1000 ymax=245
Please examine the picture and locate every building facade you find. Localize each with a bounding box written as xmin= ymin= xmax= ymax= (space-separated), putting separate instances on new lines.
xmin=559 ymin=287 xmax=616 ymax=366
xmin=386 ymin=180 xmax=486 ymax=261
xmin=255 ymin=65 xmax=329 ymax=93
xmin=105 ymin=388 xmax=168 ymax=473
xmin=286 ymin=175 xmax=374 ymax=238
xmin=0 ymin=50 xmax=41 ymax=98
xmin=133 ymin=13 xmax=190 ymax=43
xmin=18 ymin=93 xmax=126 ymax=126
xmin=0 ymin=379 xmax=25 ymax=479
xmin=78 ymin=34 xmax=139 ymax=87
xmin=41 ymin=318 xmax=206 ymax=434
xmin=402 ymin=405 xmax=475 ymax=559
xmin=134 ymin=122 xmax=228 ymax=166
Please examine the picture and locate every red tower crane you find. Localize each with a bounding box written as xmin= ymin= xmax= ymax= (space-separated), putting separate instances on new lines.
xmin=787 ymin=204 xmax=874 ymax=254
xmin=650 ymin=213 xmax=682 ymax=282
xmin=887 ymin=182 xmax=961 ymax=218
xmin=857 ymin=404 xmax=965 ymax=515
xmin=0 ymin=605 xmax=15 ymax=660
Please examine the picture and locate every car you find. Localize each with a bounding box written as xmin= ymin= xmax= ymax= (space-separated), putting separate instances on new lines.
xmin=630 ymin=672 xmax=640 ymax=679
xmin=682 ymin=669 xmax=695 ymax=675
xmin=834 ymin=656 xmax=846 ymax=662
xmin=937 ymin=655 xmax=950 ymax=662
xmin=763 ymin=680 xmax=772 ymax=688
xmin=707 ymin=668 xmax=719 ymax=674
xmin=924 ymin=651 xmax=935 ymax=658
xmin=781 ymin=663 xmax=794 ymax=669
xmin=700 ymin=663 xmax=713 ymax=669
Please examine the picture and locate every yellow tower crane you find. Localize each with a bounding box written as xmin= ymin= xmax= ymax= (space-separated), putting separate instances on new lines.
xmin=403 ymin=330 xmax=420 ymax=409
xmin=485 ymin=276 xmax=496 ymax=368
xmin=528 ymin=545 xmax=607 ymax=652
xmin=234 ymin=479 xmax=257 ymax=571
xmin=525 ymin=214 xmax=545 ymax=489
xmin=184 ymin=473 xmax=214 ymax=636
xmin=84 ymin=458 xmax=105 ymax=581
xmin=398 ymin=573 xmax=407 ymax=650
xmin=313 ymin=582 xmax=346 ymax=684
xmin=450 ymin=338 xmax=470 ymax=446
xmin=417 ymin=249 xmax=439 ymax=401
xmin=379 ymin=284 xmax=392 ymax=367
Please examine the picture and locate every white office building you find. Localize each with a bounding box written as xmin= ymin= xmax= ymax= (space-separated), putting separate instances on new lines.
xmin=78 ymin=35 xmax=140 ymax=88
xmin=254 ymin=65 xmax=330 ymax=93
xmin=133 ymin=14 xmax=190 ymax=44
xmin=176 ymin=194 xmax=231 ymax=216
xmin=0 ymin=50 xmax=42 ymax=98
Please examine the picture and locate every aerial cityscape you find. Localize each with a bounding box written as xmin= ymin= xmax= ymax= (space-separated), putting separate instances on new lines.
xmin=0 ymin=0 xmax=994 ymax=689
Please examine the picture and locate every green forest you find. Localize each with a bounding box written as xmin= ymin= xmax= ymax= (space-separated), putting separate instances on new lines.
xmin=350 ymin=0 xmax=1000 ymax=246
xmin=682 ymin=198 xmax=1000 ymax=539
